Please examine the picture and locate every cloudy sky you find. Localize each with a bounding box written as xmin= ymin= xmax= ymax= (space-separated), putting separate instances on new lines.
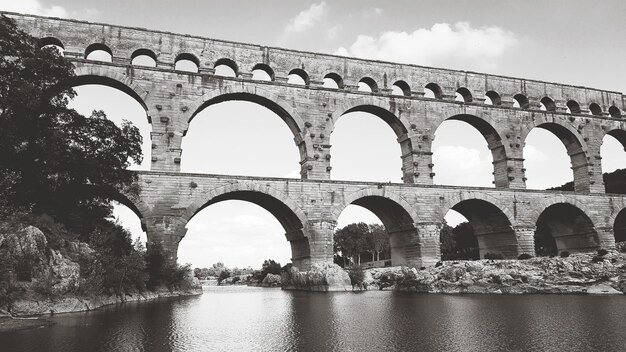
xmin=2 ymin=0 xmax=625 ymax=269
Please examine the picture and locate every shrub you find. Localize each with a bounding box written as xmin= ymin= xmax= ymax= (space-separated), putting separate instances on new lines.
xmin=217 ymin=270 xmax=230 ymax=285
xmin=560 ymin=251 xmax=570 ymax=258
xmin=259 ymin=259 xmax=281 ymax=282
xmin=484 ymin=253 xmax=504 ymax=260
xmin=517 ymin=253 xmax=532 ymax=260
xmin=231 ymin=276 xmax=240 ymax=284
xmin=597 ymin=249 xmax=608 ymax=257
xmin=378 ymin=273 xmax=396 ymax=290
xmin=348 ymin=266 xmax=365 ymax=288
xmin=591 ymin=256 xmax=605 ymax=263
xmin=435 ymin=261 xmax=443 ymax=268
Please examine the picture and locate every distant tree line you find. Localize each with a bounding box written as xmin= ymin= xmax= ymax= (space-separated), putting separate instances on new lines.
xmin=193 ymin=259 xmax=282 ymax=285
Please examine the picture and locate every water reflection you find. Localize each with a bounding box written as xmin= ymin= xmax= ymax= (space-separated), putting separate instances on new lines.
xmin=2 ymin=287 xmax=626 ymax=352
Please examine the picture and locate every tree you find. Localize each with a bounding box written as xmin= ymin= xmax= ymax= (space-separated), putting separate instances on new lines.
xmin=334 ymin=222 xmax=369 ymax=266
xmin=0 ymin=15 xmax=142 ymax=234
xmin=368 ymin=224 xmax=390 ymax=262
xmin=217 ymin=270 xmax=230 ymax=285
xmin=260 ymin=259 xmax=281 ymax=281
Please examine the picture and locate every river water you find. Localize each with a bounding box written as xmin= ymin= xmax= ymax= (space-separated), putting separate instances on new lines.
xmin=2 ymin=286 xmax=626 ymax=352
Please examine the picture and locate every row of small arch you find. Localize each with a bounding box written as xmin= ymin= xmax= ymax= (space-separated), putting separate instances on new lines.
xmin=39 ymin=37 xmax=624 ymax=118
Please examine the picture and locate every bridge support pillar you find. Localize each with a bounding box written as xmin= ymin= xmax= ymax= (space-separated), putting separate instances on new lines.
xmin=513 ymin=226 xmax=536 ymax=256
xmin=474 ymin=228 xmax=520 ymax=258
xmin=391 ymin=223 xmax=442 ymax=268
xmin=596 ymin=226 xmax=616 ymax=249
xmin=300 ymin=220 xmax=335 ymax=268
xmin=144 ymin=215 xmax=188 ymax=263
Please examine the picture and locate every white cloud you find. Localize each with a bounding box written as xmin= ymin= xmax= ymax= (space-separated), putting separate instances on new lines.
xmin=285 ymin=1 xmax=327 ymax=33
xmin=334 ymin=22 xmax=517 ymax=71
xmin=432 ymin=145 xmax=493 ymax=187
xmin=0 ymin=0 xmax=98 ymax=19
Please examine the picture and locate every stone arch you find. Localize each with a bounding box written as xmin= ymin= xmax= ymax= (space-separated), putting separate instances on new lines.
xmin=131 ymin=48 xmax=157 ymax=66
xmin=68 ymin=66 xmax=152 ymax=119
xmin=440 ymin=195 xmax=519 ymax=258
xmin=533 ymin=201 xmax=599 ymax=255
xmin=182 ymin=84 xmax=311 ymax=167
xmin=522 ymin=118 xmax=591 ymax=192
xmin=84 ymin=43 xmax=112 ymax=60
xmin=331 ymin=98 xmax=414 ymax=182
xmin=527 ymin=195 xmax=595 ymax=227
xmin=485 ymin=90 xmax=501 ymax=106
xmin=612 ymin=207 xmax=626 ymax=244
xmin=38 ymin=37 xmax=64 ymax=49
xmin=184 ymin=181 xmax=311 ymax=268
xmin=431 ymin=111 xmax=512 ymax=188
xmin=75 ymin=184 xmax=150 ymax=231
xmin=331 ymin=188 xmax=422 ymax=266
xmin=540 ymin=96 xmax=556 ymax=111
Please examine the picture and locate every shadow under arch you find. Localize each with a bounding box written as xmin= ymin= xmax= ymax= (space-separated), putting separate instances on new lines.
xmin=185 ymin=183 xmax=311 ymax=269
xmin=523 ymin=121 xmax=590 ymax=192
xmin=441 ymin=197 xmax=519 ymax=258
xmin=183 ymin=85 xmax=310 ymax=168
xmin=534 ymin=202 xmax=599 ymax=255
xmin=434 ymin=113 xmax=510 ymax=188
xmin=613 ymin=207 xmax=626 ymax=244
xmin=331 ymin=188 xmax=424 ymax=266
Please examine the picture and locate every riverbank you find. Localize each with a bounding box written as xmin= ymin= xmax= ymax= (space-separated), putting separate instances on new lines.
xmin=0 ymin=287 xmax=202 ymax=331
xmin=363 ymin=250 xmax=626 ymax=294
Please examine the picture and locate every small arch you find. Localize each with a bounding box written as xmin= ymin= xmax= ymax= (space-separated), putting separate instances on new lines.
xmin=392 ymin=80 xmax=411 ymax=96
xmin=85 ymin=43 xmax=112 ymax=62
xmin=609 ymin=106 xmax=622 ymax=118
xmin=39 ymin=37 xmax=64 ymax=50
xmin=455 ymin=87 xmax=473 ymax=103
xmin=534 ymin=203 xmax=599 ymax=256
xmin=131 ymin=49 xmax=157 ymax=67
xmin=358 ymin=77 xmax=378 ymax=93
xmin=566 ymin=100 xmax=581 ymax=114
xmin=175 ymin=53 xmax=200 ymax=73
xmin=540 ymin=97 xmax=556 ymax=112
xmin=589 ymin=103 xmax=603 ymax=116
xmin=214 ymin=58 xmax=238 ymax=77
xmin=323 ymin=72 xmax=344 ymax=89
xmin=484 ymin=91 xmax=501 ymax=106
xmin=251 ymin=63 xmax=274 ymax=81
xmin=424 ymin=83 xmax=443 ymax=99
xmin=444 ymin=199 xmax=518 ymax=258
xmin=513 ymin=94 xmax=529 ymax=109
xmin=288 ymin=68 xmax=309 ymax=86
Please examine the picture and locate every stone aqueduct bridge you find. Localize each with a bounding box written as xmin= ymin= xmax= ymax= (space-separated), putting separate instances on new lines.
xmin=7 ymin=12 xmax=626 ymax=269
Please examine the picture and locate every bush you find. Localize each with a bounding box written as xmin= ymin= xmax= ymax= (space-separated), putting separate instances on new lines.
xmin=348 ymin=266 xmax=365 ymax=289
xmin=259 ymin=259 xmax=281 ymax=282
xmin=484 ymin=253 xmax=504 ymax=260
xmin=597 ymin=249 xmax=608 ymax=257
xmin=517 ymin=253 xmax=532 ymax=260
xmin=231 ymin=276 xmax=240 ymax=284
xmin=591 ymin=256 xmax=605 ymax=263
xmin=560 ymin=251 xmax=570 ymax=258
xmin=435 ymin=261 xmax=443 ymax=268
xmin=217 ymin=270 xmax=230 ymax=285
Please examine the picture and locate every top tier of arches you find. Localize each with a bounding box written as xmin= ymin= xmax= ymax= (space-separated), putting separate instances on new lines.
xmin=12 ymin=13 xmax=624 ymax=119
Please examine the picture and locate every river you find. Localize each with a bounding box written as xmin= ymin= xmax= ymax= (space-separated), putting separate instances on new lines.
xmin=2 ymin=286 xmax=626 ymax=351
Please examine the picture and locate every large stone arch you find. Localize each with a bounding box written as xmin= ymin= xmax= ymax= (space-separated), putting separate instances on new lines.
xmin=521 ymin=116 xmax=592 ymax=192
xmin=440 ymin=194 xmax=519 ymax=258
xmin=331 ymin=188 xmax=426 ymax=266
xmin=182 ymin=84 xmax=312 ymax=176
xmin=612 ymin=207 xmax=626 ymax=244
xmin=183 ymin=181 xmax=311 ymax=269
xmin=533 ymin=200 xmax=600 ymax=255
xmin=71 ymin=65 xmax=152 ymax=118
xmin=428 ymin=106 xmax=514 ymax=188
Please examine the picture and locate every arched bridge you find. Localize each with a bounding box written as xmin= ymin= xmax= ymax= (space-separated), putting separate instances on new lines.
xmin=7 ymin=12 xmax=626 ymax=270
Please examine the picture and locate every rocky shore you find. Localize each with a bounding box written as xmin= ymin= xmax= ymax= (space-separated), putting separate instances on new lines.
xmin=362 ymin=250 xmax=626 ymax=294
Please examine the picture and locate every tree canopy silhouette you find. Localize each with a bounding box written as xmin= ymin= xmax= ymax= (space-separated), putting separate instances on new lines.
xmin=0 ymin=15 xmax=142 ymax=234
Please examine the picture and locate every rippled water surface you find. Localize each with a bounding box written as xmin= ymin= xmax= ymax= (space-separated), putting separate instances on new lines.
xmin=3 ymin=286 xmax=626 ymax=351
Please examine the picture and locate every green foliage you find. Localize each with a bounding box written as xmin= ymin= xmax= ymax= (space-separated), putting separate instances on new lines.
xmin=517 ymin=253 xmax=532 ymax=260
xmin=560 ymin=251 xmax=570 ymax=258
xmin=259 ymin=259 xmax=281 ymax=282
xmin=550 ymin=168 xmax=626 ymax=194
xmin=440 ymin=221 xmax=479 ymax=260
xmin=597 ymin=249 xmax=608 ymax=257
xmin=348 ymin=266 xmax=365 ymax=289
xmin=0 ymin=15 xmax=142 ymax=235
xmin=334 ymin=222 xmax=390 ymax=267
xmin=217 ymin=270 xmax=231 ymax=285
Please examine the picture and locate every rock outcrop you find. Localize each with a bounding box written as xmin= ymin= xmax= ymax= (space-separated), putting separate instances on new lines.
xmin=282 ymin=263 xmax=351 ymax=291
xmin=365 ymin=251 xmax=626 ymax=294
